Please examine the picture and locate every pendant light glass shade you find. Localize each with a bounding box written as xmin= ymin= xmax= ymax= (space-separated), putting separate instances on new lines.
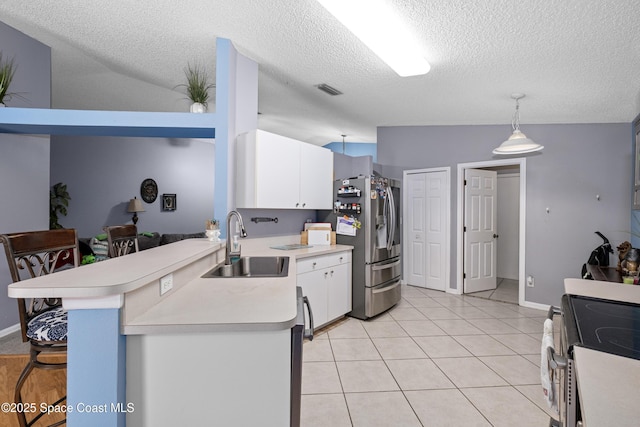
xmin=493 ymin=94 xmax=543 ymax=155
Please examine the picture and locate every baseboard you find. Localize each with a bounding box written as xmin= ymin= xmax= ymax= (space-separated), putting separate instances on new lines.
xmin=447 ymin=287 xmax=463 ymax=295
xmin=0 ymin=323 xmax=21 ymax=339
xmin=521 ymin=300 xmax=549 ymax=311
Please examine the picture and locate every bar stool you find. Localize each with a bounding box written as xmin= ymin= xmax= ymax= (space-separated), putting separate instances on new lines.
xmin=104 ymin=224 xmax=139 ymax=258
xmin=0 ymin=229 xmax=78 ymax=427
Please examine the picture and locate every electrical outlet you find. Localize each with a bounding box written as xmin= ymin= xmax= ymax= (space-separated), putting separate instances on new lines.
xmin=527 ymin=275 xmax=534 ymax=287
xmin=160 ymin=273 xmax=173 ymax=295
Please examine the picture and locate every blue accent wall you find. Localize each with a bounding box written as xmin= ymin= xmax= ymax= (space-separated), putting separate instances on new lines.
xmin=67 ymin=309 xmax=126 ymax=427
xmin=323 ymin=142 xmax=377 ymax=162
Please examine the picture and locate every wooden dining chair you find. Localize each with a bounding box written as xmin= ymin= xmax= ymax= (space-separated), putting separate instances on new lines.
xmin=0 ymin=228 xmax=78 ymax=427
xmin=104 ymin=224 xmax=139 ymax=258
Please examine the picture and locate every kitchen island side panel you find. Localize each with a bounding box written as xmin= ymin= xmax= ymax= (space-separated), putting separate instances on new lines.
xmin=126 ymin=330 xmax=291 ymax=427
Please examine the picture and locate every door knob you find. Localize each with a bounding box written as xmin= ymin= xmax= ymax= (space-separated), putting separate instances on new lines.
xmin=493 ymin=234 xmax=499 ymax=238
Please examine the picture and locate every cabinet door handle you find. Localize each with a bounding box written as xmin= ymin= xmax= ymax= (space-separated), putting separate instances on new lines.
xmin=312 ymin=262 xmax=317 ymax=268
xmin=339 ymin=256 xmax=343 ymax=262
xmin=302 ymin=202 xmax=306 ymax=207
xmin=296 ymin=203 xmax=300 ymax=207
xmin=324 ymin=272 xmax=328 ymax=278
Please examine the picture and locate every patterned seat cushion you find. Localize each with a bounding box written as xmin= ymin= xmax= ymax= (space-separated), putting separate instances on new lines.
xmin=89 ymin=237 xmax=109 ymax=261
xmin=27 ymin=307 xmax=68 ymax=342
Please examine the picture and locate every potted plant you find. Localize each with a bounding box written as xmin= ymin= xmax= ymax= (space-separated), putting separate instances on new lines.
xmin=179 ymin=63 xmax=215 ymax=113
xmin=0 ymin=52 xmax=17 ymax=107
xmin=50 ymin=182 xmax=71 ymax=229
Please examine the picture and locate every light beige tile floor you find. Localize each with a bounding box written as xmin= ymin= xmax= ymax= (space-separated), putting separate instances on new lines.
xmin=301 ymin=284 xmax=553 ymax=427
xmin=467 ymin=278 xmax=519 ymax=304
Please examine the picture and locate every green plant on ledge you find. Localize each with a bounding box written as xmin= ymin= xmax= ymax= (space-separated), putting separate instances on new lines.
xmin=50 ymin=182 xmax=71 ymax=230
xmin=179 ymin=62 xmax=215 ymax=109
xmin=0 ymin=52 xmax=17 ymax=106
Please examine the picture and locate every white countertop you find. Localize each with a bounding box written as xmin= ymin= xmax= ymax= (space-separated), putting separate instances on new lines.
xmin=564 ymin=278 xmax=640 ymax=304
xmin=123 ymin=237 xmax=353 ymax=334
xmin=6 ymin=234 xmax=352 ymax=334
xmin=574 ymin=346 xmax=640 ymax=427
xmin=8 ymin=238 xmax=223 ymax=299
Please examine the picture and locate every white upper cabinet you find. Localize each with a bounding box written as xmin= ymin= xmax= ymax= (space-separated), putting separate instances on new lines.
xmin=236 ymin=129 xmax=333 ymax=209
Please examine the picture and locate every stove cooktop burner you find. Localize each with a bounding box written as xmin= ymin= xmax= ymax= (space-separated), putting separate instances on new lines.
xmin=595 ymin=327 xmax=640 ymax=358
xmin=569 ymin=295 xmax=640 ymax=360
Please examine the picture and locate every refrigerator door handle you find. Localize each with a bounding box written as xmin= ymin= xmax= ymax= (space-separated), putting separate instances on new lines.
xmin=371 ymin=259 xmax=401 ymax=271
xmin=386 ymin=182 xmax=396 ymax=251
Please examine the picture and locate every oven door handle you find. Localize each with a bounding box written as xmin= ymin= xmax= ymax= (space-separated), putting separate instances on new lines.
xmin=303 ymin=296 xmax=314 ymax=341
xmin=547 ymin=346 xmax=567 ymax=370
xmin=546 ymin=305 xmax=567 ymax=370
xmin=547 ymin=305 xmax=562 ymax=320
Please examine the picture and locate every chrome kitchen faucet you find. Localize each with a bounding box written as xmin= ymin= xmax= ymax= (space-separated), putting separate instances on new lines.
xmin=225 ymin=210 xmax=247 ymax=264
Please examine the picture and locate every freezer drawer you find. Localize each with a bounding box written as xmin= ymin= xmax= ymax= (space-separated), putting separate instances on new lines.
xmin=365 ymin=279 xmax=401 ymax=318
xmin=366 ymin=257 xmax=401 ymax=288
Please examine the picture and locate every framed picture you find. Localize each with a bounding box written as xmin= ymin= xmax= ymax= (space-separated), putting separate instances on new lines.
xmin=162 ymin=194 xmax=176 ymax=211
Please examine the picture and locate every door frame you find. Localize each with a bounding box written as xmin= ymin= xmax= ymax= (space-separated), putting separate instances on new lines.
xmin=402 ymin=167 xmax=451 ymax=292
xmin=456 ymin=158 xmax=529 ymax=306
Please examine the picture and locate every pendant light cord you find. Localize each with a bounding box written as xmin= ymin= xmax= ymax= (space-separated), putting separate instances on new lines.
xmin=512 ymin=97 xmax=522 ymax=132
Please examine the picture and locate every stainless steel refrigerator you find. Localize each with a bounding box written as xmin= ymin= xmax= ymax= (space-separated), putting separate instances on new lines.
xmin=322 ymin=174 xmax=401 ymax=319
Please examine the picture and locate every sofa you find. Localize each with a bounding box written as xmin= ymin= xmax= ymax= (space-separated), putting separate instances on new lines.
xmin=80 ymin=231 xmax=206 ymax=262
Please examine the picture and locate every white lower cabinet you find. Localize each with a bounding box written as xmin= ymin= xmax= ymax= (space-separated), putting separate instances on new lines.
xmin=297 ymin=251 xmax=352 ymax=329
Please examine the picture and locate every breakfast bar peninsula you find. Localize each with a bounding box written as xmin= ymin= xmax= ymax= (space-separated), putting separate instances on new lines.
xmin=8 ymin=237 xmax=352 ymax=426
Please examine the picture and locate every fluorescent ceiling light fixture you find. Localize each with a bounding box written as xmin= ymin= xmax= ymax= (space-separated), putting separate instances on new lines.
xmin=493 ymin=94 xmax=544 ymax=155
xmin=317 ymin=0 xmax=431 ymax=77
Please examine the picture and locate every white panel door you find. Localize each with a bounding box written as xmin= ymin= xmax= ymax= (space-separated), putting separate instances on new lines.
xmin=426 ymin=171 xmax=446 ymax=291
xmin=464 ymin=169 xmax=498 ymax=293
xmin=406 ymin=173 xmax=426 ymax=287
xmin=406 ymin=170 xmax=447 ymax=291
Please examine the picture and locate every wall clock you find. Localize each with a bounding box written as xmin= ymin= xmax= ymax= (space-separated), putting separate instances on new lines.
xmin=140 ymin=178 xmax=158 ymax=203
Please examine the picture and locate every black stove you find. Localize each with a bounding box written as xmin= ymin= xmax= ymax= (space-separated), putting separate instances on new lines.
xmin=562 ymin=294 xmax=640 ymax=360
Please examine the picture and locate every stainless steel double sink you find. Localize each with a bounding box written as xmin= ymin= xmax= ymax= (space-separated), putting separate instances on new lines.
xmin=202 ymin=256 xmax=289 ymax=278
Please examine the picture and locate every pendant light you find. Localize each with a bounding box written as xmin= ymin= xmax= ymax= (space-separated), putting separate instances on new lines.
xmin=493 ymin=93 xmax=543 ymax=155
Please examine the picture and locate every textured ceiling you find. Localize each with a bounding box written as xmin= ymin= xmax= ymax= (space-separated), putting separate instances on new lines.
xmin=1 ymin=0 xmax=640 ymax=145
